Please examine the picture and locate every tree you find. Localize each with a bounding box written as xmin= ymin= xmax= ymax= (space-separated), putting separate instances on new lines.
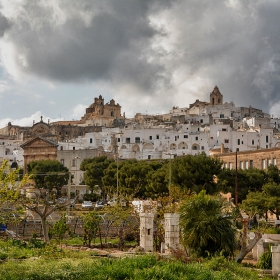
xmin=179 ymin=190 xmax=237 ymax=257
xmin=103 ymin=159 xmax=164 ymax=198
xmin=50 ymin=213 xmax=69 ymax=245
xmin=16 ymin=159 xmax=72 ymax=243
xmin=27 ymin=159 xmax=69 ymax=196
xmin=146 ymin=164 xmax=169 ymax=198
xmin=172 ymin=153 xmax=223 ymax=194
xmin=263 ymin=182 xmax=280 ymax=220
xmin=80 ymin=156 xmax=114 ymax=196
xmin=266 ymin=165 xmax=280 ymax=184
xmin=0 ymin=160 xmax=30 ymax=226
xmin=241 ymin=191 xmax=268 ymax=220
xmin=235 ymin=216 xmax=262 ymax=263
xmin=83 ymin=212 xmax=101 ymax=247
xmin=241 ymin=182 xmax=280 ymax=220
xmin=102 ymin=161 xmax=121 ymax=197
xmin=118 ymin=160 xmax=155 ymax=197
xmin=104 ymin=204 xmax=138 ymax=250
xmin=217 ymin=168 xmax=266 ymax=203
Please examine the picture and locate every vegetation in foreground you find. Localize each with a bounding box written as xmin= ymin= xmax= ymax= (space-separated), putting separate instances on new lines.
xmin=0 ymin=241 xmax=274 ymax=280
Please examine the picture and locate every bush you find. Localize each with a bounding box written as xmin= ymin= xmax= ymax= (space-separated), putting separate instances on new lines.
xmin=256 ymin=251 xmax=272 ymax=269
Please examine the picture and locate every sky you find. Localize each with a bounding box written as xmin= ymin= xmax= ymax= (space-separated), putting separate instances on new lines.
xmin=0 ymin=0 xmax=280 ymax=128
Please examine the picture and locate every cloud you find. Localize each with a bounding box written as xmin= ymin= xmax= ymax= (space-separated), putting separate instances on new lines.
xmin=71 ymin=104 xmax=87 ymax=120
xmin=0 ymin=0 xmax=280 ymax=118
xmin=0 ymin=111 xmax=61 ymax=128
xmin=0 ymin=1 xmax=170 ymax=92
xmin=0 ymin=12 xmax=10 ymax=37
xmin=0 ymin=80 xmax=9 ymax=92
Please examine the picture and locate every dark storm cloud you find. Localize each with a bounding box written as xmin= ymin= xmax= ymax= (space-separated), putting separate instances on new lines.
xmin=2 ymin=0 xmax=280 ymax=114
xmin=2 ymin=0 xmax=171 ymax=92
xmin=0 ymin=13 xmax=10 ymax=37
xmin=158 ymin=0 xmax=280 ymax=113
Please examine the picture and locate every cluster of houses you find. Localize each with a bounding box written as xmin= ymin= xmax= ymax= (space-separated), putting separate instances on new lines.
xmin=0 ymin=86 xmax=280 ymax=188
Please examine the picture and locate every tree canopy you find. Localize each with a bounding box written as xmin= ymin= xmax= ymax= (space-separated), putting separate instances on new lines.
xmin=217 ymin=168 xmax=266 ymax=203
xmin=27 ymin=159 xmax=69 ymax=195
xmin=172 ymin=153 xmax=223 ymax=194
xmin=80 ymin=156 xmax=114 ymax=191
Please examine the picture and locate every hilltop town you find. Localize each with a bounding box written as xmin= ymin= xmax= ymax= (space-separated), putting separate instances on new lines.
xmin=0 ymin=85 xmax=279 ymax=185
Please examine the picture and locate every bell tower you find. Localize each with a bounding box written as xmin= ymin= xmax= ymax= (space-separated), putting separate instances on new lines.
xmin=210 ymin=85 xmax=223 ymax=105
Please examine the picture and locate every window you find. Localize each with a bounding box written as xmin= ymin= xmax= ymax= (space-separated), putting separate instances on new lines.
xmin=245 ymin=161 xmax=249 ymax=169
xmin=225 ymin=139 xmax=229 ymax=143
xmin=252 ymin=140 xmax=254 ymax=145
xmin=126 ymin=138 xmax=130 ymax=144
xmin=195 ymin=136 xmax=198 ymax=140
xmin=224 ymin=163 xmax=228 ymax=168
xmin=135 ymin=137 xmax=140 ymax=143
xmin=60 ymin=159 xmax=64 ymax=165
xmin=90 ymin=138 xmax=92 ymax=143
xmin=198 ymin=128 xmax=200 ymax=131
xmin=222 ymin=128 xmax=226 ymax=131
xmin=267 ymin=159 xmax=271 ymax=166
xmin=201 ymin=146 xmax=204 ymax=150
xmin=273 ymin=158 xmax=277 ymax=165
xmin=72 ymin=159 xmax=76 ymax=167
xmin=241 ymin=141 xmax=243 ymax=144
xmin=118 ymin=138 xmax=120 ymax=142
xmin=250 ymin=160 xmax=253 ymax=168
xmin=220 ymin=114 xmax=224 ymax=118
xmin=156 ymin=135 xmax=159 ymax=139
xmin=73 ymin=147 xmax=75 ymax=150
xmin=148 ymin=155 xmax=151 ymax=159
xmin=240 ymin=161 xmax=243 ymax=169
xmin=200 ymin=119 xmax=203 ymax=123
xmin=229 ymin=162 xmax=232 ymax=169
xmin=262 ymin=159 xmax=266 ymax=169
xmin=149 ymin=136 xmax=152 ymax=140
xmin=237 ymin=139 xmax=240 ymax=145
xmin=184 ymin=135 xmax=188 ymax=138
xmin=266 ymin=135 xmax=269 ymax=143
xmin=60 ymin=146 xmax=63 ymax=150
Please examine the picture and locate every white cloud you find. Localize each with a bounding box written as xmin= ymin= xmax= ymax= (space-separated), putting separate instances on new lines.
xmin=71 ymin=104 xmax=87 ymax=120
xmin=270 ymin=102 xmax=280 ymax=119
xmin=0 ymin=80 xmax=9 ymax=92
xmin=0 ymin=111 xmax=62 ymax=128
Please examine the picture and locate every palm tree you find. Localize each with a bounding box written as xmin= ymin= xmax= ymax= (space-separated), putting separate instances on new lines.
xmin=179 ymin=190 xmax=237 ymax=257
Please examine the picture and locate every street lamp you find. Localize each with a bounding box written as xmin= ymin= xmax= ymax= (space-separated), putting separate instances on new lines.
xmin=110 ymin=131 xmax=123 ymax=198
xmin=165 ymin=153 xmax=176 ymax=197
xmin=67 ymin=156 xmax=80 ymax=216
xmin=235 ymin=150 xmax=238 ymax=205
xmin=116 ymin=154 xmax=123 ymax=197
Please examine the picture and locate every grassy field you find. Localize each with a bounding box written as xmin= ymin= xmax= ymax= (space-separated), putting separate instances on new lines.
xmin=0 ymin=239 xmax=275 ymax=280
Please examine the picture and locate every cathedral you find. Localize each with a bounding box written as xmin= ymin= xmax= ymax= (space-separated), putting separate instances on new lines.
xmin=0 ymin=95 xmax=125 ymax=142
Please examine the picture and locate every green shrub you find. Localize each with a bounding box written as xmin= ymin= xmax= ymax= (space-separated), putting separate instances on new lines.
xmin=0 ymin=250 xmax=8 ymax=260
xmin=256 ymin=251 xmax=272 ymax=269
